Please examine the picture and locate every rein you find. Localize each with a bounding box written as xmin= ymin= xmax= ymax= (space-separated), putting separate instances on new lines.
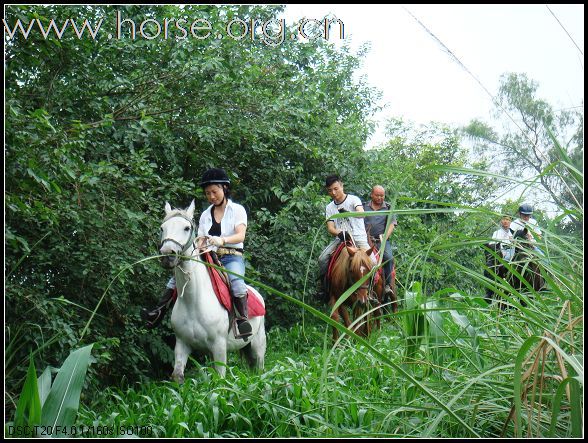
xmin=159 ymin=213 xmax=198 ymax=299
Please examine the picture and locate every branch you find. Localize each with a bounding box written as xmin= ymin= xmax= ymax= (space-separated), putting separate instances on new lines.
xmin=114 ymin=107 xmax=183 ymax=121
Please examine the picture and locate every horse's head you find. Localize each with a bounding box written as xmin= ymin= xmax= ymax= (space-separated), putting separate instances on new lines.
xmin=159 ymin=200 xmax=196 ymax=269
xmin=347 ymin=247 xmax=374 ymax=304
xmin=513 ymin=228 xmax=532 ymax=253
xmin=513 ymin=227 xmax=528 ymax=240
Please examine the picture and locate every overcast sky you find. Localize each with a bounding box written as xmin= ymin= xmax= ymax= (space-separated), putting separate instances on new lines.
xmin=281 ymin=4 xmax=584 ymax=149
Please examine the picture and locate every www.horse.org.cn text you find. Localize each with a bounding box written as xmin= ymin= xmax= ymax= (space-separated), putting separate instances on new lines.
xmin=3 ymin=12 xmax=346 ymax=46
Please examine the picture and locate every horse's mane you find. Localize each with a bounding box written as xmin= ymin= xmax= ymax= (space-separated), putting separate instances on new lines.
xmin=331 ymin=247 xmax=350 ymax=287
xmin=331 ymin=247 xmax=373 ymax=290
xmin=349 ymin=249 xmax=373 ymax=277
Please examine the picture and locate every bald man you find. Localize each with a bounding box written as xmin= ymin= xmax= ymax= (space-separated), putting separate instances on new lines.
xmin=363 ymin=185 xmax=397 ymax=298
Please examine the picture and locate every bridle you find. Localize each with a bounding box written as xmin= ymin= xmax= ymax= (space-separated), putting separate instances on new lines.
xmin=347 ymin=252 xmax=377 ymax=296
xmin=159 ymin=213 xmax=197 ymax=258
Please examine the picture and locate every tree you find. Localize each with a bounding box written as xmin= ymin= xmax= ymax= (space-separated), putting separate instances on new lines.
xmin=463 ymin=73 xmax=583 ymax=232
xmin=5 ymin=3 xmax=380 ymax=402
xmin=363 ymin=119 xmax=499 ymax=295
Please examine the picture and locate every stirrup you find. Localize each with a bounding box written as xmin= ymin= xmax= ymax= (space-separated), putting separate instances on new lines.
xmin=141 ymin=307 xmax=164 ymax=329
xmin=232 ymin=317 xmax=252 ymax=341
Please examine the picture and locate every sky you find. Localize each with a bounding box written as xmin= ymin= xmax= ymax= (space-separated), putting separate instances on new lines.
xmin=281 ymin=4 xmax=584 ymax=149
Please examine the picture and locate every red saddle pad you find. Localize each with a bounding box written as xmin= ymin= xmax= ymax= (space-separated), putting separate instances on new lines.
xmin=202 ymin=253 xmax=266 ymax=317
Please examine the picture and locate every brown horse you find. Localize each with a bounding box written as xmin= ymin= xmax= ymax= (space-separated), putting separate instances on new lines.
xmin=483 ymin=228 xmax=546 ymax=308
xmin=507 ymin=228 xmax=546 ymax=305
xmin=327 ymin=242 xmax=383 ymax=341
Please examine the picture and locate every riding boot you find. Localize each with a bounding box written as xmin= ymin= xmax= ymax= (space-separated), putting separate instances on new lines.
xmin=233 ymin=294 xmax=253 ymax=340
xmin=141 ymin=287 xmax=175 ymax=329
xmin=384 ymin=284 xmax=394 ymax=299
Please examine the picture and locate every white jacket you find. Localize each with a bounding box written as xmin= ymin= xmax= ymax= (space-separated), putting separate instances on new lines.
xmin=511 ymin=217 xmax=541 ymax=242
xmin=491 ymin=227 xmax=514 ymax=261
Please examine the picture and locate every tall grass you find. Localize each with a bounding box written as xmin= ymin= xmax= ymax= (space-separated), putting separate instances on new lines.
xmin=8 ymin=154 xmax=575 ymax=438
xmin=76 ymin=162 xmax=582 ymax=437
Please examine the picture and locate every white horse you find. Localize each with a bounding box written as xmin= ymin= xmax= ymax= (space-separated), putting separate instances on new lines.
xmin=159 ymin=200 xmax=266 ymax=383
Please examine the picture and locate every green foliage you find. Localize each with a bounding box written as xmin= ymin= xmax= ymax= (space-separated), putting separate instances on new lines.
xmin=366 ymin=122 xmax=500 ymax=297
xmin=9 ymin=344 xmax=94 ymax=437
xmin=463 ymin=73 xmax=583 ymax=232
xmin=402 ymin=282 xmax=426 ymax=364
xmin=247 ymin=180 xmax=327 ymax=328
xmin=40 ymin=344 xmax=94 ymax=433
xmin=12 ymin=354 xmax=42 ymax=436
xmin=5 ymin=3 xmax=379 ymax=413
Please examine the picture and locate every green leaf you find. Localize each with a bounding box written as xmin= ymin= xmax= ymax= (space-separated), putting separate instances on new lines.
xmin=37 ymin=366 xmax=53 ymax=409
xmin=14 ymin=353 xmax=42 ymax=435
xmin=40 ymin=343 xmax=94 ymax=434
xmin=548 ymin=376 xmax=583 ymax=437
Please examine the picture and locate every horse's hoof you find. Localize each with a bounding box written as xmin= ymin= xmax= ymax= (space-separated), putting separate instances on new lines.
xmin=171 ymin=373 xmax=185 ymax=384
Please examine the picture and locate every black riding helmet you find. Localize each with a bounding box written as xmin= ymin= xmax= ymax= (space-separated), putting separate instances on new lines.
xmin=518 ymin=203 xmax=533 ymax=215
xmin=200 ymin=168 xmax=230 ymax=188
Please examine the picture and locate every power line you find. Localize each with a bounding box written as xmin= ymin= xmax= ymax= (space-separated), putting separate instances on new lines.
xmin=402 ymin=7 xmax=541 ymax=153
xmin=403 ymin=7 xmax=581 ymax=209
xmin=546 ymin=5 xmax=584 ymax=63
xmin=554 ymin=105 xmax=584 ymax=112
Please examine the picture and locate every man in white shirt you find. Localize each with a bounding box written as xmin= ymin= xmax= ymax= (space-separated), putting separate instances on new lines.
xmin=510 ymin=203 xmax=546 ymax=258
xmin=317 ymin=174 xmax=372 ymax=300
xmin=510 ymin=204 xmax=542 ymax=242
xmin=491 ymin=215 xmax=514 ymax=262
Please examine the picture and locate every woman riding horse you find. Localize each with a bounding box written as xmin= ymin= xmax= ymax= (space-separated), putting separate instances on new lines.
xmin=142 ymin=168 xmax=253 ymax=339
xmin=158 ymin=200 xmax=266 ymax=381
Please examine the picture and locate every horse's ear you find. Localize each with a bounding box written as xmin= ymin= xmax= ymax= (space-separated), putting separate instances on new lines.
xmin=164 ymin=201 xmax=172 ymax=214
xmin=186 ymin=199 xmax=195 ymax=219
xmin=346 ymin=245 xmax=358 ymax=256
xmin=365 ymin=247 xmax=374 ymax=256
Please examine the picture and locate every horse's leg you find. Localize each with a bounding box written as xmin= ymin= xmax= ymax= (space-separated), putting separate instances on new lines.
xmin=533 ymin=263 xmax=544 ymax=292
xmin=359 ymin=297 xmax=372 ymax=336
xmin=374 ymin=279 xmax=383 ymax=329
xmin=210 ymin=340 xmax=228 ymax=378
xmin=171 ymin=339 xmax=191 ymax=384
xmin=352 ymin=303 xmax=366 ymax=336
xmin=365 ymin=303 xmax=371 ymax=337
xmin=245 ymin=319 xmax=266 ymax=371
xmin=341 ymin=304 xmax=353 ymax=329
xmin=330 ymin=295 xmax=341 ymax=341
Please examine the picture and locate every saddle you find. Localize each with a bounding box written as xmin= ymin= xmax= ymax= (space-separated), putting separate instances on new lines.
xmin=201 ymin=252 xmax=265 ymax=317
